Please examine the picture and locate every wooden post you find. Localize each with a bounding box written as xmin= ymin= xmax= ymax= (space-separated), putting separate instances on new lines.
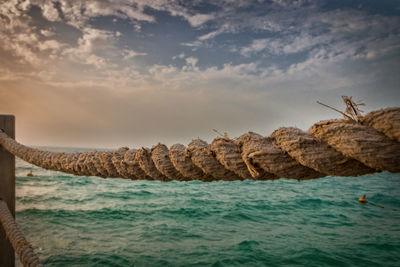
xmin=0 ymin=115 xmax=15 ymax=267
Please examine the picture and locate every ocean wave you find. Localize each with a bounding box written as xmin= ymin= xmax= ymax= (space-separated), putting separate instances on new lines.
xmin=14 ymin=161 xmax=400 ymax=267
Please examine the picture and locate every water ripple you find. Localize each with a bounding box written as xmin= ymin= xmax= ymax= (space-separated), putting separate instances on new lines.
xmin=14 ymin=157 xmax=400 ymax=267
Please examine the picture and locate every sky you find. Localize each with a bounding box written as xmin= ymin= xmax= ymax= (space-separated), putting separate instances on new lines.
xmin=0 ymin=0 xmax=399 ymax=149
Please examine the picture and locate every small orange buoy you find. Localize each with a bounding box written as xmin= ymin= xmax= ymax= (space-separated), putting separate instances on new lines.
xmin=358 ymin=194 xmax=368 ymax=203
xmin=358 ymin=198 xmax=368 ymax=203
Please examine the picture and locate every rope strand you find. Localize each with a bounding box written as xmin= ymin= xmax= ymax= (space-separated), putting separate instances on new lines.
xmin=0 ymin=200 xmax=43 ymax=267
xmin=0 ymin=107 xmax=399 ymax=181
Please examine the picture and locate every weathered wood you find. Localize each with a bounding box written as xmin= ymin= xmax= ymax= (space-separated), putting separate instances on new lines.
xmin=0 ymin=115 xmax=15 ymax=267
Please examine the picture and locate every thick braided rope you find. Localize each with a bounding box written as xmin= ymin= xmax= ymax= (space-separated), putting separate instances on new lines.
xmin=0 ymin=107 xmax=399 ymax=181
xmin=0 ymin=200 xmax=43 ymax=267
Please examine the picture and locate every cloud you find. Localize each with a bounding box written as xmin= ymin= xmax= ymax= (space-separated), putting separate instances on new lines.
xmin=237 ymin=7 xmax=400 ymax=63
xmin=27 ymin=0 xmax=156 ymax=29
xmin=37 ymin=40 xmax=65 ymax=52
xmin=240 ymin=39 xmax=269 ymax=56
xmin=27 ymin=0 xmax=216 ymax=31
xmin=185 ymin=57 xmax=198 ymax=67
xmin=84 ymin=1 xmax=155 ymax=23
xmin=0 ymin=30 xmax=42 ymax=67
xmin=172 ymin=53 xmax=185 ymax=60
xmin=180 ymin=40 xmax=203 ymax=48
xmin=0 ymin=2 xmax=58 ymax=67
xmin=0 ymin=1 xmax=146 ymax=76
xmin=198 ymin=25 xmax=230 ymax=41
xmin=77 ymin=28 xmax=113 ymax=53
xmin=185 ymin=13 xmax=215 ymax=27
xmin=123 ymin=49 xmax=147 ymax=59
xmin=40 ymin=29 xmax=55 ymax=37
xmin=175 ymin=1 xmax=313 ymax=49
xmin=0 ymin=1 xmax=31 ymax=32
xmin=40 ymin=1 xmax=60 ymax=22
xmin=240 ymin=34 xmax=331 ymax=57
xmin=1 ymin=0 xmax=400 ymax=148
xmin=59 ymin=28 xmax=117 ymax=68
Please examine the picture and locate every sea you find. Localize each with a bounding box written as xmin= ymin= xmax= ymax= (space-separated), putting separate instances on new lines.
xmin=14 ymin=147 xmax=400 ymax=267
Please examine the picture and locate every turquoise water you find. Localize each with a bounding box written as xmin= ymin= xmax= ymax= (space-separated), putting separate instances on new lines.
xmin=15 ymin=149 xmax=400 ymax=267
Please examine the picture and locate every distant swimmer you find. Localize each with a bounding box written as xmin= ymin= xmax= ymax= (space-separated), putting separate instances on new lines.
xmin=358 ymin=194 xmax=368 ymax=203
